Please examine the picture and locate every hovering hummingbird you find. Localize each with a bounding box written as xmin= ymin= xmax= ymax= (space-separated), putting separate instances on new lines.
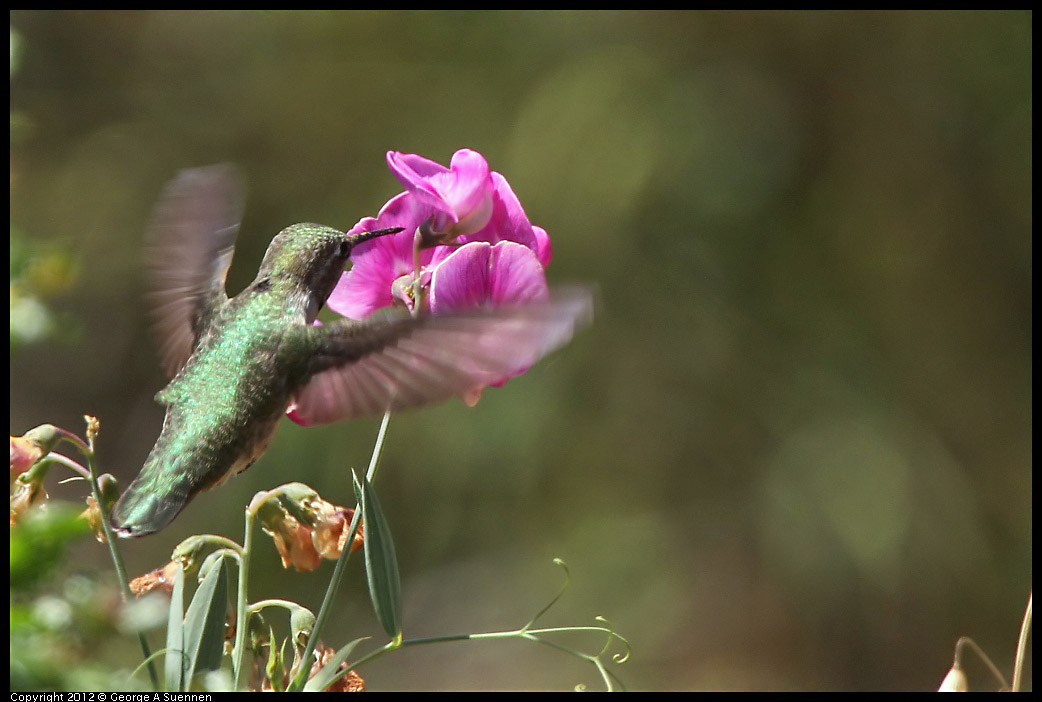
xmin=111 ymin=165 xmax=591 ymax=537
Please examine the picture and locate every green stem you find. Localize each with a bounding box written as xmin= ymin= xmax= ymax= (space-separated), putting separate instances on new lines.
xmin=248 ymin=599 xmax=304 ymax=614
xmin=55 ymin=427 xmax=92 ymax=458
xmin=329 ymin=639 xmax=399 ymax=675
xmin=232 ymin=506 xmax=255 ymax=690
xmin=1012 ymin=593 xmax=1032 ymax=693
xmin=324 ymin=625 xmax=626 ymax=692
xmin=288 ymin=409 xmax=394 ymax=692
xmin=85 ymin=433 xmax=159 ymax=689
xmin=39 ymin=452 xmax=91 ymax=480
xmin=955 ymin=636 xmax=1008 ymax=690
xmin=189 ymin=534 xmax=245 ymax=557
xmin=405 ymin=624 xmax=615 ymax=645
xmin=366 ymin=408 xmax=393 ymax=481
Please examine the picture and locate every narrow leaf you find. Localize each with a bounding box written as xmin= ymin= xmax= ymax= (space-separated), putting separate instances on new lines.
xmin=182 ymin=556 xmax=229 ymax=685
xmin=302 ymin=637 xmax=369 ymax=692
xmin=164 ymin=562 xmax=186 ymax=691
xmin=354 ymin=471 xmax=402 ymax=638
xmin=265 ymin=628 xmax=283 ymax=693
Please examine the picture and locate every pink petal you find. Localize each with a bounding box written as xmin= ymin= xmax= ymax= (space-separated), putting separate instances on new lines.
xmin=327 ymin=264 xmax=393 ymax=320
xmin=442 ymin=149 xmax=492 ymax=221
xmin=489 ymin=241 xmax=549 ymax=305
xmin=386 ymin=151 xmax=455 ymax=228
xmin=388 ymin=149 xmax=493 ymax=235
xmin=456 ymin=172 xmax=539 ymax=252
xmin=532 ymin=226 xmax=552 ymax=268
xmin=387 ymin=151 xmax=448 ymax=188
xmin=429 ymin=242 xmax=493 ymax=314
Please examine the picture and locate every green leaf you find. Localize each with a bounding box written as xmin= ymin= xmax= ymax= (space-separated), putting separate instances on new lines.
xmin=181 ymin=556 xmax=229 ymax=687
xmin=303 ymin=637 xmax=369 ymax=692
xmin=353 ymin=471 xmax=402 ymax=639
xmin=164 ymin=562 xmax=186 ymax=692
xmin=265 ymin=629 xmax=284 ymax=693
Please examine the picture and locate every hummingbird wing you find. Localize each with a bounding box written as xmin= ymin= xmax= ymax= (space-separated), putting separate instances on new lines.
xmin=147 ymin=164 xmax=245 ymax=378
xmin=289 ymin=288 xmax=593 ymax=425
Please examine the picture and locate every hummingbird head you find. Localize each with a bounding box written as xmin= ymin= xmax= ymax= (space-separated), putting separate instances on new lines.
xmin=257 ymin=223 xmax=402 ymax=307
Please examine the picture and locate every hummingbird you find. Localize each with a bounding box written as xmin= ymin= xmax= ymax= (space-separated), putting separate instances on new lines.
xmin=110 ymin=165 xmax=592 ymax=537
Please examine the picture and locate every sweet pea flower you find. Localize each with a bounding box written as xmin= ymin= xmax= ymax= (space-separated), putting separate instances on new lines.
xmin=328 ymin=149 xmax=552 ymax=322
xmin=298 ymin=147 xmax=577 ymax=419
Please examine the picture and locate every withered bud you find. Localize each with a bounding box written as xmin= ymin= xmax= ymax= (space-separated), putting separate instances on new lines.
xmin=129 ymin=560 xmax=181 ymax=597
xmin=257 ymin=485 xmax=363 ymax=571
xmin=84 ymin=415 xmax=100 ymax=445
xmin=311 ymin=501 xmax=364 ymax=560
xmin=172 ymin=534 xmax=210 ymax=573
xmin=80 ymin=475 xmax=120 ymax=542
xmin=259 ymin=501 xmax=323 ymax=572
xmin=10 ymin=474 xmax=48 ymax=526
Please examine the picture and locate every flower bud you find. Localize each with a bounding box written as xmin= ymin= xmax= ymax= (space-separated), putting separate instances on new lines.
xmin=172 ymin=534 xmax=209 ymax=573
xmin=10 ymin=470 xmax=49 ymax=526
xmin=10 ymin=424 xmax=61 ymax=479
xmin=290 ymin=606 xmax=316 ymax=649
xmin=257 ymin=499 xmax=322 ymax=572
xmin=84 ymin=415 xmax=100 ymax=445
xmin=246 ymin=613 xmax=271 ymax=654
xmin=938 ymin=663 xmax=969 ymax=692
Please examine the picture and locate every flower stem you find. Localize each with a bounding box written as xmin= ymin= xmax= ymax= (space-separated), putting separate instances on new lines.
xmin=1012 ymin=593 xmax=1032 ymax=692
xmin=40 ymin=452 xmax=92 ymax=480
xmin=287 ymin=409 xmax=393 ymax=692
xmin=324 ymin=624 xmax=627 ymax=692
xmin=366 ymin=408 xmax=393 ymax=482
xmin=248 ymin=599 xmax=303 ymax=614
xmin=231 ymin=506 xmax=255 ymax=690
xmin=83 ymin=421 xmax=159 ymax=689
xmin=55 ymin=427 xmax=92 ymax=458
xmin=955 ymin=636 xmax=1008 ymax=690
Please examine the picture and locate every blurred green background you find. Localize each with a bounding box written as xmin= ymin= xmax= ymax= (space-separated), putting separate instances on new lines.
xmin=9 ymin=10 xmax=1031 ymax=691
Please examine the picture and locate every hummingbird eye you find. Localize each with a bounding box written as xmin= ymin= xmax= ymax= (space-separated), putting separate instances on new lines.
xmin=338 ymin=241 xmax=351 ymax=258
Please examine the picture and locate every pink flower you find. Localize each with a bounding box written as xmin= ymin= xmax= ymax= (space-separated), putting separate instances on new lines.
xmin=288 ymin=147 xmax=579 ymax=423
xmin=328 ymin=149 xmax=552 ymax=321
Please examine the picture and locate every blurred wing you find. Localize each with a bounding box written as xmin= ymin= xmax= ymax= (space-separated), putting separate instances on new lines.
xmin=290 ymin=287 xmax=593 ymax=426
xmin=147 ymin=164 xmax=245 ymax=377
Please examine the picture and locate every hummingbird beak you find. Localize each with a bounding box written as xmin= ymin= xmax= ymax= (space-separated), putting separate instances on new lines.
xmin=347 ymin=226 xmax=405 ymax=247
